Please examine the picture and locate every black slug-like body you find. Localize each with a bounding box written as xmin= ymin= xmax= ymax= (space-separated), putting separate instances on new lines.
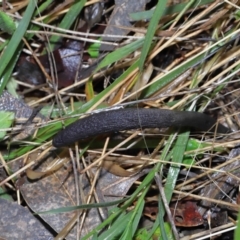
xmin=52 ymin=108 xmax=229 ymax=147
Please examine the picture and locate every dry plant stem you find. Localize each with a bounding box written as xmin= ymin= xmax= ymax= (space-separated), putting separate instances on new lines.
xmin=169 ymin=90 xmax=194 ymax=110
xmin=78 ymin=137 xmax=110 ymax=235
xmin=7 ymin=10 xmax=159 ymax=40
xmin=74 ymin=144 xmax=82 ymax=239
xmin=54 ymin=147 xmax=83 ymax=239
xmin=87 ymin=150 xmax=156 ymax=166
xmin=54 ymin=212 xmax=80 ymax=240
xmin=38 ymin=0 xmax=101 ymax=22
xmin=46 ymin=44 xmax=59 ymax=87
xmin=173 ymin=189 xmax=238 ymax=210
xmin=86 ymin=140 xmax=240 ymax=174
xmin=22 ymin=38 xmax=51 ymax=81
xmin=27 ymin=30 xmax=118 ymax=46
xmin=199 ymin=1 xmax=235 ymax=30
xmin=150 ymin=71 xmax=192 ymax=103
xmin=119 ymin=32 xmax=240 ymax=103
xmin=78 ymin=156 xmax=90 ymax=234
xmin=17 ymin=189 xmax=21 ymax=205
xmin=7 ymin=0 xmax=29 ymax=14
xmin=147 ymin=46 xmax=203 ymax=100
xmin=15 ymin=80 xmax=47 ymax=90
xmin=23 ymin=20 xmax=221 ymax=108
xmin=185 ymin=136 xmax=239 ymax=154
xmin=155 ymin=174 xmax=180 ymax=240
xmin=69 ymin=148 xmax=82 ymax=236
xmin=113 ymin=24 xmax=174 ymax=37
xmin=27 ymin=64 xmax=131 ymax=107
xmin=119 ymin=81 xmax=237 ymax=109
xmin=27 ymin=29 xmax=238 ymax=108
xmin=69 ymin=146 xmax=80 ymax=204
xmin=175 ymin=174 xmax=229 ymax=202
xmin=181 ymin=222 xmax=235 ymax=240
xmin=80 ymin=131 xmax=140 ymax=174
xmin=192 ymin=46 xmax=240 ymax=88
xmin=2 ymin=136 xmax=236 ymax=186
xmin=165 ymin=45 xmax=204 ymax=70
xmin=205 ymin=173 xmax=234 ymax=202
xmin=87 ymin=70 xmax=138 ymax=112
xmin=202 ymin=56 xmax=240 ymax=89
xmin=148 ymin=1 xmax=220 ymax=63
xmin=0 ymin=152 xmax=11 ymax=176
xmin=42 ymin=0 xmax=76 ymax=20
xmin=26 ymin=27 xmax=147 ymax=40
xmin=147 ymin=1 xmax=203 ymax=70
xmin=150 ymin=137 xmax=166 ymax=159
xmin=225 ymin=0 xmax=240 ymax=9
xmin=176 ymin=153 xmax=240 ymax=190
xmin=0 ymin=145 xmax=51 ymax=186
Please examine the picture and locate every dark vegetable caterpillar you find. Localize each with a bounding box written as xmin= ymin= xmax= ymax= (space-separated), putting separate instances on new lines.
xmin=53 ymin=108 xmax=229 ymax=148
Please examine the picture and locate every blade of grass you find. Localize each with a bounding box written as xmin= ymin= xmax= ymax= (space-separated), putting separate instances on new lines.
xmin=48 ymin=0 xmax=86 ymax=50
xmin=34 ymin=0 xmax=55 ymax=16
xmin=119 ymin=191 xmax=147 ymax=239
xmin=0 ymin=1 xmax=36 ymax=94
xmin=156 ymin=131 xmax=189 ymax=240
xmin=138 ymin=0 xmax=168 ymax=72
xmin=130 ymin=0 xmax=215 ymax=21
xmin=1 ymin=45 xmax=22 ymax=94
xmin=164 ymin=131 xmax=189 ymax=202
xmin=82 ymin=168 xmax=157 ymax=239
xmin=234 ymin=211 xmax=240 ymax=240
xmin=0 ymin=111 xmax=14 ymax=140
xmin=146 ymin=133 xmax=177 ymax=239
xmin=158 ymin=196 xmax=168 ymax=240
xmin=97 ymin=211 xmax=134 ymax=240
xmin=0 ymin=186 xmax=12 ymax=200
xmin=81 ymin=207 xmax=128 ymax=240
xmin=95 ymin=39 xmax=144 ymax=72
xmin=0 ymin=11 xmax=16 ymax=34
xmin=84 ymin=138 xmax=182 ymax=239
xmin=37 ymin=197 xmax=129 ymax=214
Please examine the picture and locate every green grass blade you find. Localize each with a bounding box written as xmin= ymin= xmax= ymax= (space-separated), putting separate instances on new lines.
xmin=0 ymin=111 xmax=14 ymax=140
xmin=95 ymin=39 xmax=144 ymax=72
xmin=81 ymin=207 xmax=124 ymax=240
xmin=34 ymin=0 xmax=55 ymax=16
xmin=98 ymin=211 xmax=133 ymax=240
xmin=37 ymin=197 xmax=129 ymax=214
xmin=0 ymin=1 xmax=36 ymax=94
xmin=130 ymin=0 xmax=215 ymax=21
xmin=120 ymin=193 xmax=146 ymax=239
xmin=0 ymin=11 xmax=16 ymax=34
xmin=234 ymin=211 xmax=240 ymax=239
xmin=48 ymin=0 xmax=86 ymax=50
xmin=164 ymin=131 xmax=189 ymax=202
xmin=138 ymin=0 xmax=168 ymax=72
xmin=131 ymin=199 xmax=145 ymax=236
xmin=83 ymin=168 xmax=157 ymax=239
xmin=156 ymin=131 xmax=189 ymax=240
